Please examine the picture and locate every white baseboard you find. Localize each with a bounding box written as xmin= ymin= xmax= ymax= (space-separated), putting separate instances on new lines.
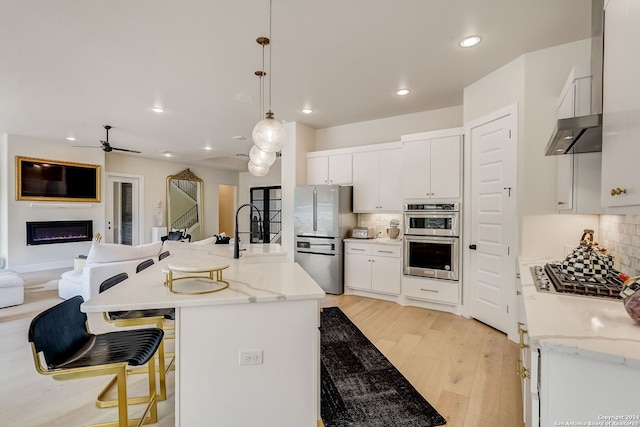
xmin=8 ymin=260 xmax=73 ymax=274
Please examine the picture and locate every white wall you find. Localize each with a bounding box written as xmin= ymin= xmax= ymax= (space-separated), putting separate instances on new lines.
xmin=106 ymin=153 xmax=239 ymax=243
xmin=315 ymin=106 xmax=462 ymax=150
xmin=0 ymin=135 xmax=9 ymax=267
xmin=463 ymin=38 xmax=594 ymax=258
xmin=282 ymin=122 xmax=316 ymax=261
xmin=1 ymin=134 xmax=105 ymax=271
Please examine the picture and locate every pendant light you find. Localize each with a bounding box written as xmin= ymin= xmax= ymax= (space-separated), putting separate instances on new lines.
xmin=248 ymin=161 xmax=270 ymax=177
xmin=249 ymin=144 xmax=276 ymax=168
xmin=252 ymin=0 xmax=287 ymax=154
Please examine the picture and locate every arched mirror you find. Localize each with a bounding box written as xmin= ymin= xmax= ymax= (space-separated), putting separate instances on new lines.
xmin=166 ymin=168 xmax=204 ymax=242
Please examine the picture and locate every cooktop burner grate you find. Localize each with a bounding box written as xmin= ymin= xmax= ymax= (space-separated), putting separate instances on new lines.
xmin=544 ymin=263 xmax=623 ymax=299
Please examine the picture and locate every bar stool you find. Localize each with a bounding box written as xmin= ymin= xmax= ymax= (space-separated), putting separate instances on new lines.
xmin=28 ymin=296 xmax=164 ymax=427
xmin=99 ymin=267 xmax=175 ymax=402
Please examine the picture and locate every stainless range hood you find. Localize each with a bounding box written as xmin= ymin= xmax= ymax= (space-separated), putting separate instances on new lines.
xmin=545 ymin=113 xmax=602 ymax=155
xmin=545 ymin=0 xmax=603 ymax=156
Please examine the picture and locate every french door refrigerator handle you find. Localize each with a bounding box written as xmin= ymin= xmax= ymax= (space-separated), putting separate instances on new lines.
xmin=312 ymin=188 xmax=317 ymax=232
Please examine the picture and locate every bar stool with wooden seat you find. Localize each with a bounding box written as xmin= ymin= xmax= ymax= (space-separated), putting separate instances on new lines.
xmin=28 ymin=295 xmax=164 ymax=427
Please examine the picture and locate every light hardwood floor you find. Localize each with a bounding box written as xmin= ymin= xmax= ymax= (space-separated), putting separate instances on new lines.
xmin=321 ymin=294 xmax=524 ymax=427
xmin=1 ymin=270 xmax=523 ymax=427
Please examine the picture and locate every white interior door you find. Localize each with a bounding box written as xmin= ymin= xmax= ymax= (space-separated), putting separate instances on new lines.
xmin=465 ymin=106 xmax=517 ymax=334
xmin=106 ymin=173 xmax=144 ymax=245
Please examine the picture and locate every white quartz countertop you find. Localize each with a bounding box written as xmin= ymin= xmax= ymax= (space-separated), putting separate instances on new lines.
xmin=519 ymin=257 xmax=640 ymax=367
xmin=344 ymin=237 xmax=402 ymax=245
xmin=82 ymin=252 xmax=324 ymax=313
xmin=193 ymin=242 xmax=286 ymax=258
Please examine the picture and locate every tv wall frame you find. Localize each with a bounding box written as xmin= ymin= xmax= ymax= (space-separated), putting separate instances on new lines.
xmin=16 ymin=156 xmax=101 ymax=203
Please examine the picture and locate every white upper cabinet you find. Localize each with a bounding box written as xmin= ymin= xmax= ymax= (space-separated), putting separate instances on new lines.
xmin=557 ymin=65 xmax=592 ymax=120
xmin=306 ymin=153 xmax=352 ymax=185
xmin=557 ymin=152 xmax=603 ymax=214
xmin=352 ymin=148 xmax=403 ymax=212
xmin=402 ymin=128 xmax=463 ymax=201
xmin=601 ymin=0 xmax=640 ymax=207
xmin=554 ymin=66 xmax=602 ymax=214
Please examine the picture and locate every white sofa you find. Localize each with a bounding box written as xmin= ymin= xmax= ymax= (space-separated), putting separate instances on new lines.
xmin=58 ymin=242 xmax=164 ymax=301
xmin=0 ymin=270 xmax=25 ymax=308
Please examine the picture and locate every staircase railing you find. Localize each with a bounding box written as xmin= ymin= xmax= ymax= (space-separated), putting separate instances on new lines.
xmin=171 ymin=204 xmax=199 ymax=230
xmin=172 ymin=179 xmax=198 ymax=202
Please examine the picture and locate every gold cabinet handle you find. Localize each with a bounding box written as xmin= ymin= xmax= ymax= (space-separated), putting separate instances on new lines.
xmin=516 ymin=359 xmax=531 ymax=379
xmin=557 ymin=201 xmax=566 ymax=205
xmin=420 ymin=288 xmax=439 ymax=293
xmin=611 ymin=187 xmax=628 ymax=196
xmin=517 ymin=322 xmax=529 ymax=349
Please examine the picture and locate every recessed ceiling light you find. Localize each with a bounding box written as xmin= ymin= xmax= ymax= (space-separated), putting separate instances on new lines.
xmin=302 ymin=108 xmax=313 ymax=114
xmin=204 ymin=146 xmax=213 ymax=150
xmin=152 ymin=107 xmax=165 ymax=113
xmin=395 ymin=89 xmax=410 ymax=96
xmin=459 ymin=35 xmax=481 ymax=48
xmin=164 ymin=152 xmax=172 ymax=157
xmin=66 ymin=136 xmax=76 ymax=141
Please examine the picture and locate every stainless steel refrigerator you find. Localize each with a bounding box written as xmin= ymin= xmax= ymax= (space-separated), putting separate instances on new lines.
xmin=294 ymin=185 xmax=356 ymax=294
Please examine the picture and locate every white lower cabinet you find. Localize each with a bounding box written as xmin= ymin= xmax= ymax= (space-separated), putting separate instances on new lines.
xmin=344 ymin=242 xmax=401 ymax=295
xmin=516 ymin=283 xmax=538 ymax=427
xmin=538 ymin=349 xmax=640 ymax=425
xmin=518 ymin=286 xmax=640 ymax=426
xmin=401 ymin=275 xmax=459 ymax=305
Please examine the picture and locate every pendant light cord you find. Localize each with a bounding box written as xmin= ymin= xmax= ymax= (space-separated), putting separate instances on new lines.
xmin=268 ymin=0 xmax=272 ymax=114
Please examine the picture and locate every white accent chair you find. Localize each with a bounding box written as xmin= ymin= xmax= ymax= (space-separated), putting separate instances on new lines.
xmin=58 ymin=242 xmax=163 ymax=301
xmin=0 ymin=270 xmax=25 ymax=308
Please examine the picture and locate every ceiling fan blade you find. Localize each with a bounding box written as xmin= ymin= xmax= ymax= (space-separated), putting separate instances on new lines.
xmin=111 ymin=147 xmax=142 ymax=154
xmin=73 ymin=145 xmax=102 ymax=148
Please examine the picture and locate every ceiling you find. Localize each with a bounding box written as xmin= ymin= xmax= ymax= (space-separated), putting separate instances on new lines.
xmin=0 ymin=0 xmax=591 ymax=171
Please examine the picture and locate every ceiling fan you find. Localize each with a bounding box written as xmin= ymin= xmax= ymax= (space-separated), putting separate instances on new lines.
xmin=74 ymin=125 xmax=141 ymax=153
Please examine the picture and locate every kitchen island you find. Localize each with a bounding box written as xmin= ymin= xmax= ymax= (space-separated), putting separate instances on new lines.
xmin=518 ymin=259 xmax=640 ymax=426
xmin=82 ymin=247 xmax=324 ymax=427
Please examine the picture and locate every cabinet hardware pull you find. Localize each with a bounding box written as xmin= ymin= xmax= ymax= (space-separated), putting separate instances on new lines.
xmin=378 ymin=250 xmax=393 ymax=253
xmin=517 ymin=322 xmax=529 ymax=349
xmin=557 ymin=201 xmax=566 ymax=205
xmin=420 ymin=288 xmax=438 ymax=293
xmin=516 ymin=290 xmax=522 ymax=296
xmin=516 ymin=359 xmax=531 ymax=379
xmin=516 ymin=273 xmax=521 ymax=279
xmin=611 ymin=187 xmax=627 ymax=196
xmin=352 ymin=248 xmax=365 ymax=251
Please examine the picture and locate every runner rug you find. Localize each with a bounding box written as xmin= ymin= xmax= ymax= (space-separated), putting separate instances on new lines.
xmin=320 ymin=307 xmax=447 ymax=427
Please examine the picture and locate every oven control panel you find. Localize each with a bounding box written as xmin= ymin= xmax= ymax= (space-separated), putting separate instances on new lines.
xmin=405 ymin=203 xmax=459 ymax=211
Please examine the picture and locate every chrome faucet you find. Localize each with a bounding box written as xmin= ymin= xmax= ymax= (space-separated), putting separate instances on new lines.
xmin=234 ymin=203 xmax=263 ymax=259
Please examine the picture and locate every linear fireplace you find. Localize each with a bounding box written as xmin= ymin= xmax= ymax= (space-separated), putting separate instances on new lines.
xmin=26 ymin=220 xmax=93 ymax=245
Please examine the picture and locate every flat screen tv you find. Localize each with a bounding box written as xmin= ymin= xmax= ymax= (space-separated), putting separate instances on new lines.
xmin=16 ymin=156 xmax=101 ymax=202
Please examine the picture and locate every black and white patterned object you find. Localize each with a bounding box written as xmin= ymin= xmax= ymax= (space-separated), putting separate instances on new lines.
xmin=561 ymin=247 xmax=612 ymax=278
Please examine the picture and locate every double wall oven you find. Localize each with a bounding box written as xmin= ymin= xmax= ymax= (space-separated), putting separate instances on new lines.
xmin=403 ymin=203 xmax=459 ymax=280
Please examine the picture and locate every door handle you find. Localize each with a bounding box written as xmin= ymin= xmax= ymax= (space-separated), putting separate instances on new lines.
xmin=469 ymin=244 xmax=477 ymax=250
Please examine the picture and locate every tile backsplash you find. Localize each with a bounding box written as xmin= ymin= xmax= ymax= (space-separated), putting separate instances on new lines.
xmin=358 ymin=213 xmax=403 ymax=239
xmin=599 ymin=215 xmax=640 ymax=276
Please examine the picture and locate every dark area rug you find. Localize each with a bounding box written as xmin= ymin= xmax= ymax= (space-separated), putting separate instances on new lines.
xmin=320 ymin=307 xmax=447 ymax=427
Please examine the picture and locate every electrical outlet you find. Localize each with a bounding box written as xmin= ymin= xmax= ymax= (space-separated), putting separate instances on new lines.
xmin=239 ymin=350 xmax=263 ymax=366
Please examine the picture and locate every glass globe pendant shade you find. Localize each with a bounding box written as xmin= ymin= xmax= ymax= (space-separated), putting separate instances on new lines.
xmin=248 ymin=161 xmax=270 ymax=177
xmin=249 ymin=144 xmax=276 ymax=167
xmin=252 ymin=110 xmax=287 ymax=153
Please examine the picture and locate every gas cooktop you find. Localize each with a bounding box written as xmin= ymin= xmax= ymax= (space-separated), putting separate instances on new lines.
xmin=531 ymin=263 xmax=624 ymax=300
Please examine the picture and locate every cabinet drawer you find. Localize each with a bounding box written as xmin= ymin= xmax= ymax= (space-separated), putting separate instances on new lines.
xmin=372 ymin=245 xmax=401 ymax=258
xmin=345 ymin=243 xmax=372 ymax=255
xmin=402 ymin=279 xmax=459 ymax=305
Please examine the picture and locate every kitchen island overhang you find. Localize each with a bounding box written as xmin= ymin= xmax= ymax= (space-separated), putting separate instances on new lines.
xmin=82 ymin=253 xmax=325 ymax=427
